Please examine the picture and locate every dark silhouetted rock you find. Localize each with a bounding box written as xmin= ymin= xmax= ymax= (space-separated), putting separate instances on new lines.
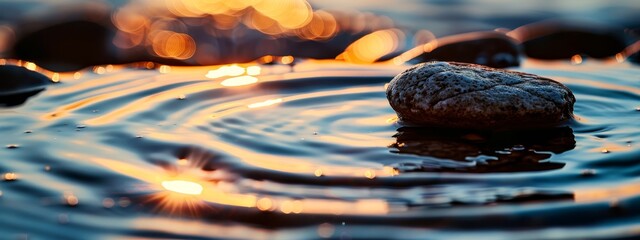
xmin=0 ymin=65 xmax=52 ymax=107
xmin=386 ymin=61 xmax=575 ymax=130
xmin=412 ymin=31 xmax=521 ymax=68
xmin=508 ymin=20 xmax=628 ymax=59
xmin=12 ymin=20 xmax=117 ymax=72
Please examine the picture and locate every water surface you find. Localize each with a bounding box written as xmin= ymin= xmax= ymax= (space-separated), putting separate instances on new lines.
xmin=1 ymin=59 xmax=639 ymax=239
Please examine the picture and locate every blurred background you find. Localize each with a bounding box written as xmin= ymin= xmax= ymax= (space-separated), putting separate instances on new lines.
xmin=0 ymin=0 xmax=639 ymax=71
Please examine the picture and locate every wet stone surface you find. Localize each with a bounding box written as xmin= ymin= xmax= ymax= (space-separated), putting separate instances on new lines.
xmin=386 ymin=61 xmax=575 ymax=130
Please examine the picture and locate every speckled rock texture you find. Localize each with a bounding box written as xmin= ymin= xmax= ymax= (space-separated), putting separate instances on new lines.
xmin=386 ymin=61 xmax=575 ymax=130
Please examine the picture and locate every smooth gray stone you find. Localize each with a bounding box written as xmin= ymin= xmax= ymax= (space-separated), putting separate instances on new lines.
xmin=386 ymin=61 xmax=575 ymax=130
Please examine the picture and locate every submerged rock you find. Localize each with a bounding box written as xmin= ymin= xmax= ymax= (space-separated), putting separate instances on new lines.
xmin=0 ymin=65 xmax=52 ymax=107
xmin=508 ymin=20 xmax=628 ymax=59
xmin=386 ymin=61 xmax=575 ymax=130
xmin=412 ymin=31 xmax=521 ymax=68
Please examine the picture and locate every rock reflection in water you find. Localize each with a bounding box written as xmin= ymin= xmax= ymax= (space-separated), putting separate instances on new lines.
xmin=389 ymin=126 xmax=575 ymax=173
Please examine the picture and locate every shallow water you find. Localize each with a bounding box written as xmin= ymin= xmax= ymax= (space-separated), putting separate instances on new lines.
xmin=1 ymin=59 xmax=640 ymax=239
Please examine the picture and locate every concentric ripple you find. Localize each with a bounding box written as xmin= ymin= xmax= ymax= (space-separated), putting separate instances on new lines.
xmin=1 ymin=60 xmax=640 ymax=239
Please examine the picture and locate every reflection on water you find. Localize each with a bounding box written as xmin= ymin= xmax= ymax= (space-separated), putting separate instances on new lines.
xmin=1 ymin=59 xmax=640 ymax=239
xmin=389 ymin=127 xmax=575 ymax=173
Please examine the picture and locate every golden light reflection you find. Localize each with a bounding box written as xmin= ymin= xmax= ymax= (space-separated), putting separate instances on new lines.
xmin=159 ymin=65 xmax=172 ymax=73
xmin=246 ymin=65 xmax=261 ymax=76
xmin=3 ymin=172 xmax=18 ymax=181
xmin=338 ymin=29 xmax=405 ymax=64
xmin=94 ymin=66 xmax=107 ymax=74
xmin=589 ymin=142 xmax=632 ymax=154
xmin=294 ymin=10 xmax=338 ymax=40
xmin=575 ymin=181 xmax=640 ymax=204
xmin=161 ymin=180 xmax=204 ymax=195
xmin=206 ymin=64 xmax=245 ymax=78
xmin=281 ymin=55 xmax=295 ymax=65
xmin=247 ymin=98 xmax=282 ymax=108
xmin=68 ymin=150 xmax=394 ymax=217
xmin=571 ymin=54 xmax=583 ymax=64
xmin=364 ymin=169 xmax=376 ymax=179
xmin=221 ymin=76 xmax=258 ymax=87
xmin=51 ymin=73 xmax=60 ymax=83
xmin=256 ymin=197 xmax=274 ymax=211
xmin=151 ymin=31 xmax=196 ymax=60
xmin=112 ymin=0 xmax=355 ymax=61
xmin=24 ymin=62 xmax=37 ymax=71
xmin=63 ymin=192 xmax=79 ymax=206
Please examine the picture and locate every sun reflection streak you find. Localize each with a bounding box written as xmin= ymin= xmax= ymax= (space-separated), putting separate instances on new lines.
xmin=66 ymin=151 xmax=393 ymax=217
xmin=248 ymin=98 xmax=282 ymax=108
xmin=206 ymin=64 xmax=246 ymax=79
xmin=161 ymin=180 xmax=203 ymax=195
xmin=221 ymin=76 xmax=258 ymax=87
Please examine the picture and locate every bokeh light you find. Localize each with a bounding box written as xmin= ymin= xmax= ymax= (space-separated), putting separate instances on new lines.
xmin=338 ymin=29 xmax=405 ymax=64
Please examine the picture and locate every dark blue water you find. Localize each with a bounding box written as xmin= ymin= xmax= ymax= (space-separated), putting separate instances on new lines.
xmin=1 ymin=59 xmax=639 ymax=239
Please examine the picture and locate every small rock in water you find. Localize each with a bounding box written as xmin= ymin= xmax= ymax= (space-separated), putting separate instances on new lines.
xmin=386 ymin=61 xmax=575 ymax=130
xmin=0 ymin=65 xmax=52 ymax=107
xmin=413 ymin=31 xmax=521 ymax=68
xmin=508 ymin=20 xmax=628 ymax=59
